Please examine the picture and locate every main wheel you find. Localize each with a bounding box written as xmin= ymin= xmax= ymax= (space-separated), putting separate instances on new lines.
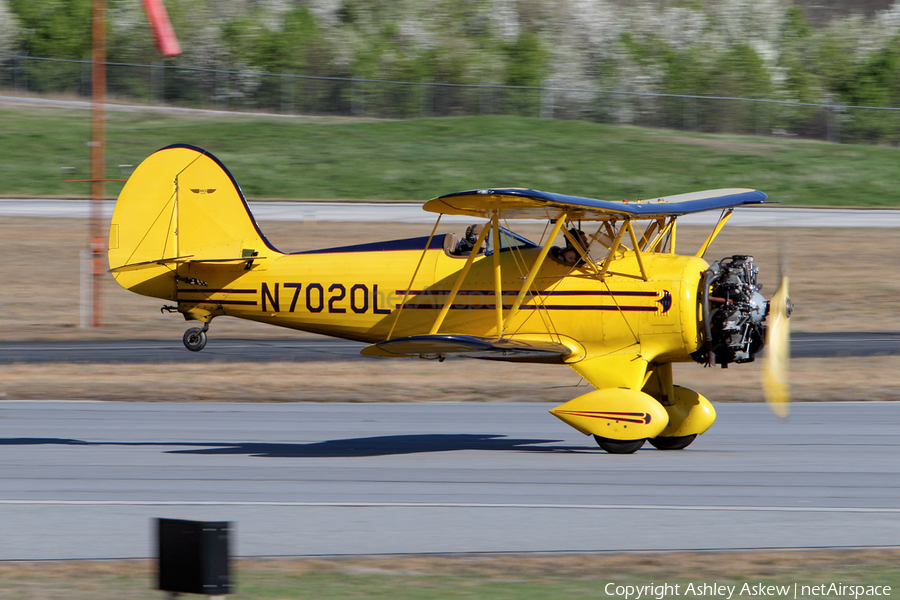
xmin=593 ymin=435 xmax=645 ymax=454
xmin=648 ymin=434 xmax=697 ymax=450
xmin=183 ymin=327 xmax=208 ymax=352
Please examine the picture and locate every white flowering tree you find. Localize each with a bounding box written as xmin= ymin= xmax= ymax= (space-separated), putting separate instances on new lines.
xmin=0 ymin=0 xmax=22 ymax=57
xmin=5 ymin=0 xmax=900 ymax=140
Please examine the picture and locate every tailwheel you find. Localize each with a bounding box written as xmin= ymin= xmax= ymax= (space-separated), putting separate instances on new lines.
xmin=183 ymin=326 xmax=208 ymax=352
xmin=593 ymin=436 xmax=645 ymax=454
xmin=648 ymin=434 xmax=697 ymax=450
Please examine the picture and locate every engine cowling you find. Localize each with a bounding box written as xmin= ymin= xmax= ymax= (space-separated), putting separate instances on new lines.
xmin=693 ymin=255 xmax=767 ymax=367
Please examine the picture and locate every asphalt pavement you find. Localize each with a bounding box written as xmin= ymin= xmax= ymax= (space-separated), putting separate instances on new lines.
xmin=0 ymin=332 xmax=896 ymax=364
xmin=0 ymin=401 xmax=898 ymax=560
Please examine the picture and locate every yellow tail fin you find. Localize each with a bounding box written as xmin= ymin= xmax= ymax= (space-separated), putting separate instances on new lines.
xmin=108 ymin=144 xmax=278 ymax=299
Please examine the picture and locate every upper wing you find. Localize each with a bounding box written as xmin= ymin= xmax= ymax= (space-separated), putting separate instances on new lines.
xmin=423 ymin=188 xmax=767 ymax=221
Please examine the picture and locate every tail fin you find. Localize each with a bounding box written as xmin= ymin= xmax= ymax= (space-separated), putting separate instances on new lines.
xmin=108 ymin=144 xmax=278 ymax=298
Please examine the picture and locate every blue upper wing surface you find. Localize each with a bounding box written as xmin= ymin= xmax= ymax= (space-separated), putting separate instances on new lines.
xmin=424 ymin=188 xmax=768 ymax=220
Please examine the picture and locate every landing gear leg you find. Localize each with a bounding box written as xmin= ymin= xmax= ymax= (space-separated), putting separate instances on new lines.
xmin=183 ymin=322 xmax=209 ymax=352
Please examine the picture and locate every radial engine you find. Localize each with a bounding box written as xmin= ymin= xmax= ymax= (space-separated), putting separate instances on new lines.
xmin=694 ymin=255 xmax=772 ymax=367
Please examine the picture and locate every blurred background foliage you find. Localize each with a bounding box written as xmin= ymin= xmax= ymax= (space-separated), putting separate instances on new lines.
xmin=2 ymin=0 xmax=900 ymax=143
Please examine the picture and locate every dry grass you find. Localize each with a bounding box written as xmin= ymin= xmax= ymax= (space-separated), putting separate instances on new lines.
xmin=0 ymin=359 xmax=579 ymax=403
xmin=242 ymin=548 xmax=900 ymax=579
xmin=674 ymin=356 xmax=900 ymax=402
xmin=1 ymin=549 xmax=900 ymax=599
xmin=1 ymin=356 xmax=899 ymax=403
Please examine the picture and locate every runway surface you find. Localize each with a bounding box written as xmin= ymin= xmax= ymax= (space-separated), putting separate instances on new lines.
xmin=0 ymin=401 xmax=898 ymax=560
xmin=0 ymin=332 xmax=897 ymax=364
xmin=3 ymin=198 xmax=900 ymax=227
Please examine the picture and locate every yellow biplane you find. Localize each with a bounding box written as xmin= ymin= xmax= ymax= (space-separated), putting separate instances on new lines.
xmin=108 ymin=144 xmax=791 ymax=453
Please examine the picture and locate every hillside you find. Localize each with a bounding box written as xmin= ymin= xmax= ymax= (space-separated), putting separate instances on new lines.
xmin=1 ymin=104 xmax=897 ymax=205
xmin=3 ymin=1 xmax=900 ymax=144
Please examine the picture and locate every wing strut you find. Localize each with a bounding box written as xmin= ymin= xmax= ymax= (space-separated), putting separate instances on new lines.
xmin=670 ymin=218 xmax=677 ymax=253
xmin=598 ymin=220 xmax=627 ymax=277
xmin=490 ymin=212 xmax=504 ymax=336
xmin=173 ymin=175 xmax=180 ymax=259
xmin=695 ymin=208 xmax=734 ymax=258
xmin=625 ymin=220 xmax=649 ymax=281
xmin=643 ymin=217 xmax=675 ymax=253
xmin=388 ymin=214 xmax=443 ymax=340
xmin=428 ymin=216 xmax=491 ymax=335
xmin=504 ymin=216 xmax=567 ymax=328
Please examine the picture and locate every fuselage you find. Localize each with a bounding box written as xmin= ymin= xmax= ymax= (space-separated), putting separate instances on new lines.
xmin=120 ymin=231 xmax=711 ymax=365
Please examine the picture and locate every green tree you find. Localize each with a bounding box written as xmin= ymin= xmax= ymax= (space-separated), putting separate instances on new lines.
xmin=776 ymin=5 xmax=825 ymax=137
xmin=502 ymin=28 xmax=544 ymax=115
xmin=9 ymin=0 xmax=93 ymax=93
xmin=780 ymin=6 xmax=816 ymax=97
xmin=838 ymin=36 xmax=900 ymax=143
xmin=656 ymin=46 xmax=717 ymax=130
xmin=706 ymin=43 xmax=772 ymax=133
xmin=217 ymin=5 xmax=331 ymax=110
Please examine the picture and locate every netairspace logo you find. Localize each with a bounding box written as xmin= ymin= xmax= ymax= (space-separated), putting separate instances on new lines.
xmin=604 ymin=582 xmax=892 ymax=600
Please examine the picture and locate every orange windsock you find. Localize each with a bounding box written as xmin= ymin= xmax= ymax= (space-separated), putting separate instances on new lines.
xmin=143 ymin=0 xmax=181 ymax=57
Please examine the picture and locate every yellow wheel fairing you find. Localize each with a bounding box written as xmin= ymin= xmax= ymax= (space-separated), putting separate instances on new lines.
xmin=549 ymin=388 xmax=669 ymax=440
xmin=657 ymin=385 xmax=716 ymax=438
xmin=642 ymin=365 xmax=716 ymax=439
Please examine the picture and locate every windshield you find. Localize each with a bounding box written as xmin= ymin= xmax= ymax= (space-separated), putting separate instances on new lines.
xmin=490 ymin=227 xmax=537 ymax=254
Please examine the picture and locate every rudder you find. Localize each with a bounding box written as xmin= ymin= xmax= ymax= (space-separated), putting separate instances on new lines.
xmin=108 ymin=144 xmax=277 ymax=298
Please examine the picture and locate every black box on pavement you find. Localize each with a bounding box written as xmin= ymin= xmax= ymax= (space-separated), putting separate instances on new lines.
xmin=157 ymin=518 xmax=232 ymax=595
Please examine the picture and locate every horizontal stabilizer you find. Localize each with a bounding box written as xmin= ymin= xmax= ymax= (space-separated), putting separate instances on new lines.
xmin=108 ymin=255 xmax=194 ymax=273
xmin=362 ymin=334 xmax=573 ymax=361
xmin=190 ymin=256 xmax=267 ymax=263
xmin=109 ymin=255 xmax=266 ymax=273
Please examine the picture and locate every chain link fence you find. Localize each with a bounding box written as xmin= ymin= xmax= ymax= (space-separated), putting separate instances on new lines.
xmin=3 ymin=54 xmax=900 ymax=144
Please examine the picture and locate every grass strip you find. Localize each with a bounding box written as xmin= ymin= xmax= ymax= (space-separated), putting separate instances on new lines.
xmin=1 ymin=550 xmax=900 ymax=599
xmin=1 ymin=104 xmax=898 ymax=205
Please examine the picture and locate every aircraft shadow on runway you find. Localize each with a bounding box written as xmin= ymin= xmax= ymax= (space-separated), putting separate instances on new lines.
xmin=0 ymin=435 xmax=598 ymax=457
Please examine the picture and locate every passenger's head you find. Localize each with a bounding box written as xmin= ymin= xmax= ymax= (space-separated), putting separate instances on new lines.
xmin=561 ymin=248 xmax=579 ymax=265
